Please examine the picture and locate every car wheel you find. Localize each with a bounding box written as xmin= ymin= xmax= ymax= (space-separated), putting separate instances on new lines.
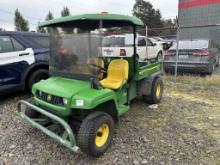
xmin=77 ymin=111 xmax=114 ymax=157
xmin=157 ymin=52 xmax=163 ymax=61
xmin=143 ymin=77 xmax=164 ymax=104
xmin=208 ymin=63 xmax=215 ymax=75
xmin=216 ymin=57 xmax=219 ymax=67
xmin=27 ymin=69 xmax=49 ymax=91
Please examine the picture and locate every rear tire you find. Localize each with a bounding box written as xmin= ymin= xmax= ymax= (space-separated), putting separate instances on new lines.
xmin=208 ymin=63 xmax=215 ymax=75
xmin=143 ymin=77 xmax=163 ymax=104
xmin=77 ymin=111 xmax=114 ymax=157
xmin=27 ymin=69 xmax=49 ymax=91
xmin=216 ymin=57 xmax=219 ymax=67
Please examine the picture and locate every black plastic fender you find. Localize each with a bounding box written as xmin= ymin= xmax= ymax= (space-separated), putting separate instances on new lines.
xmin=138 ymin=71 xmax=161 ymax=96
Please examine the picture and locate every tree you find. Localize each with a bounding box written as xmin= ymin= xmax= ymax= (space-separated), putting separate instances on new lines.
xmin=132 ymin=0 xmax=163 ymax=35
xmin=61 ymin=7 xmax=70 ymax=17
xmin=46 ymin=11 xmax=54 ymax=21
xmin=61 ymin=7 xmax=73 ymax=33
xmin=36 ymin=22 xmax=46 ymax=33
xmin=162 ymin=18 xmax=176 ymax=35
xmin=45 ymin=11 xmax=54 ymax=33
xmin=14 ymin=9 xmax=29 ymax=31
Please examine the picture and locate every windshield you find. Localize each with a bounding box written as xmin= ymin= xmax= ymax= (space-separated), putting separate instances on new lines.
xmin=102 ymin=36 xmax=125 ymax=47
xmin=50 ymin=28 xmax=102 ymax=80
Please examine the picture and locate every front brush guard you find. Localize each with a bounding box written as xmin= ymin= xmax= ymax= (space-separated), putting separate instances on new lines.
xmin=17 ymin=100 xmax=79 ymax=152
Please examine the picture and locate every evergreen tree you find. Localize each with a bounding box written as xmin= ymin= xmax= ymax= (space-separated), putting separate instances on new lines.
xmin=46 ymin=11 xmax=54 ymax=21
xmin=61 ymin=7 xmax=70 ymax=17
xmin=61 ymin=7 xmax=73 ymax=33
xmin=45 ymin=11 xmax=54 ymax=33
xmin=36 ymin=22 xmax=46 ymax=33
xmin=14 ymin=9 xmax=29 ymax=31
xmin=132 ymin=0 xmax=163 ymax=35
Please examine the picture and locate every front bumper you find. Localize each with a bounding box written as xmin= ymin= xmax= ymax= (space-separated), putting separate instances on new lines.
xmin=17 ymin=100 xmax=79 ymax=152
xmin=163 ymin=61 xmax=210 ymax=73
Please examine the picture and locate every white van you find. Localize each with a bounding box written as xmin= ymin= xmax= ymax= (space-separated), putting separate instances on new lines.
xmin=102 ymin=34 xmax=163 ymax=60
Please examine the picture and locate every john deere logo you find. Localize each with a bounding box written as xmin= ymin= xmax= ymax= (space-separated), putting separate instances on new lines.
xmin=47 ymin=95 xmax=52 ymax=101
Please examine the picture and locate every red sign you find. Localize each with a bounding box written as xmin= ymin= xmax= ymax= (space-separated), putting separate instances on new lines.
xmin=179 ymin=0 xmax=220 ymax=10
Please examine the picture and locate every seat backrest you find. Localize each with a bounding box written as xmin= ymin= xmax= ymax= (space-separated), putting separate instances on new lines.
xmin=107 ymin=59 xmax=129 ymax=81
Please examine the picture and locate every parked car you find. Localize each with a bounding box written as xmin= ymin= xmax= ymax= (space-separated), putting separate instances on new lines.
xmin=163 ymin=39 xmax=220 ymax=75
xmin=0 ymin=31 xmax=49 ymax=95
xmin=149 ymin=37 xmax=169 ymax=50
xmin=102 ymin=34 xmax=163 ymax=60
xmin=160 ymin=35 xmax=176 ymax=49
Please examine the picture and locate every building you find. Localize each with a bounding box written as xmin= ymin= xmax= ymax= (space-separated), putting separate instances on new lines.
xmin=179 ymin=0 xmax=220 ymax=42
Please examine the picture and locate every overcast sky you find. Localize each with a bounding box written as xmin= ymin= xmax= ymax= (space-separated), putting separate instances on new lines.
xmin=0 ymin=0 xmax=178 ymax=31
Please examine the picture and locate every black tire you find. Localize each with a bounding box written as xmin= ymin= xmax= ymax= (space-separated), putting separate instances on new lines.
xmin=25 ymin=107 xmax=40 ymax=118
xmin=143 ymin=77 xmax=164 ymax=104
xmin=27 ymin=69 xmax=49 ymax=91
xmin=216 ymin=57 xmax=219 ymax=67
xmin=77 ymin=111 xmax=114 ymax=157
xmin=208 ymin=62 xmax=215 ymax=75
xmin=157 ymin=52 xmax=163 ymax=60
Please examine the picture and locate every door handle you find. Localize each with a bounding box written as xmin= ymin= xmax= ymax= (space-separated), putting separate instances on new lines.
xmin=19 ymin=53 xmax=30 ymax=56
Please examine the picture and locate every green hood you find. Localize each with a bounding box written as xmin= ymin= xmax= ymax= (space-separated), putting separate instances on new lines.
xmin=33 ymin=77 xmax=91 ymax=99
xmin=32 ymin=76 xmax=117 ymax=117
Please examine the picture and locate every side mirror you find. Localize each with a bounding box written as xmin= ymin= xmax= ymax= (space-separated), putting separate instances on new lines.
xmin=153 ymin=43 xmax=157 ymax=46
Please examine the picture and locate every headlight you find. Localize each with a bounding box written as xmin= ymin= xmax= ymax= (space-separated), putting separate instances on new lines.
xmin=76 ymin=99 xmax=84 ymax=107
xmin=63 ymin=98 xmax=68 ymax=105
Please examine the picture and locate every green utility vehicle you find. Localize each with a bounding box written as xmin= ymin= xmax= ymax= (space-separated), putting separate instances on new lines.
xmin=17 ymin=13 xmax=163 ymax=157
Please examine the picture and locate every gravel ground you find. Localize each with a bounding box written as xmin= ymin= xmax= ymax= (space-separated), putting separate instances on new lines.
xmin=1 ymin=81 xmax=220 ymax=165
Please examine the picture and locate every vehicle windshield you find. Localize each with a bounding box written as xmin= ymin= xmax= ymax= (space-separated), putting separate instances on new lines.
xmin=49 ymin=27 xmax=102 ymax=80
xmin=102 ymin=36 xmax=125 ymax=47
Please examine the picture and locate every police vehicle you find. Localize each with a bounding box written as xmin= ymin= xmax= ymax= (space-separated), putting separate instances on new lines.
xmin=0 ymin=31 xmax=49 ymax=95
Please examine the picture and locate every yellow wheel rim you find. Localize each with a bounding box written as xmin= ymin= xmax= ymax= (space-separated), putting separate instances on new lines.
xmin=156 ymin=84 xmax=161 ymax=97
xmin=95 ymin=123 xmax=110 ymax=147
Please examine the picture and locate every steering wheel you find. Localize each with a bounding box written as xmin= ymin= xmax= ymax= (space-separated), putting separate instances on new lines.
xmin=87 ymin=63 xmax=107 ymax=74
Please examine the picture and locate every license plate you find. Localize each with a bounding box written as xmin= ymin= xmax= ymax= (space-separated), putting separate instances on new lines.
xmin=179 ymin=55 xmax=189 ymax=59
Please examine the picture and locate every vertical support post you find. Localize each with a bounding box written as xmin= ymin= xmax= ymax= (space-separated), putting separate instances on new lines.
xmin=88 ymin=32 xmax=91 ymax=58
xmin=133 ymin=25 xmax=137 ymax=60
xmin=145 ymin=26 xmax=148 ymax=59
xmin=174 ymin=17 xmax=180 ymax=83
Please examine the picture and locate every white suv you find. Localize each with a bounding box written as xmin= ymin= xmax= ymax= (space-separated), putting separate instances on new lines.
xmin=102 ymin=34 xmax=163 ymax=60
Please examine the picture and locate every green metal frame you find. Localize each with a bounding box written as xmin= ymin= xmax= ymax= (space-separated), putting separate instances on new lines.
xmin=17 ymin=100 xmax=79 ymax=152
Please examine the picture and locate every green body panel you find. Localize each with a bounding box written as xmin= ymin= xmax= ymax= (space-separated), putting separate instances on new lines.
xmin=135 ymin=61 xmax=161 ymax=81
xmin=40 ymin=13 xmax=144 ymax=27
xmin=33 ymin=77 xmax=117 ymax=116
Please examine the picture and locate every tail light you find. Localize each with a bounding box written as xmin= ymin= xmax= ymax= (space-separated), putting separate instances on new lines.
xmin=164 ymin=50 xmax=175 ymax=56
xmin=120 ymin=49 xmax=126 ymax=56
xmin=58 ymin=48 xmax=69 ymax=57
xmin=193 ymin=50 xmax=212 ymax=56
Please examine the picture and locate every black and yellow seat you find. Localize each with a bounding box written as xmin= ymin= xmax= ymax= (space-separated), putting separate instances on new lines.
xmin=100 ymin=59 xmax=129 ymax=90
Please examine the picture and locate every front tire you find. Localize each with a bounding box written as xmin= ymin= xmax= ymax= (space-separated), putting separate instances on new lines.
xmin=77 ymin=111 xmax=114 ymax=157
xmin=143 ymin=77 xmax=164 ymax=104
